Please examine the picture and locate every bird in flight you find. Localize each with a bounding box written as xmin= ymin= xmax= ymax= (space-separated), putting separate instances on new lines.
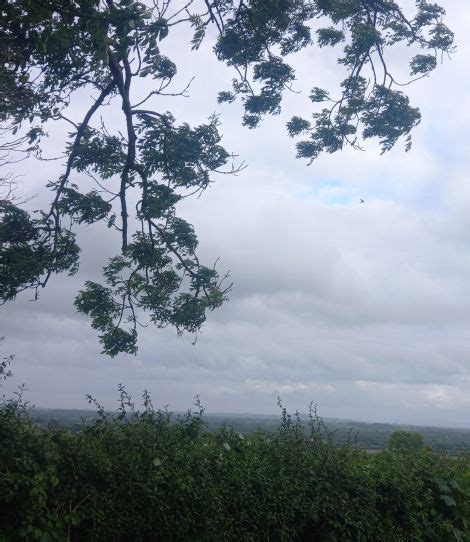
xmin=360 ymin=199 xmax=365 ymax=203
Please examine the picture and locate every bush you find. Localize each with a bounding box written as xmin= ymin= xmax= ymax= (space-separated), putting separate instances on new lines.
xmin=0 ymin=391 xmax=469 ymax=541
xmin=387 ymin=431 xmax=426 ymax=453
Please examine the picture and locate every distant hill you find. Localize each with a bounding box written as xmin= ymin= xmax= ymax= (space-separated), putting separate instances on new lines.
xmin=29 ymin=408 xmax=470 ymax=454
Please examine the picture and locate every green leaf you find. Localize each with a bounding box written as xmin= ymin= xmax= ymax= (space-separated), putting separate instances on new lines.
xmin=440 ymin=495 xmax=457 ymax=507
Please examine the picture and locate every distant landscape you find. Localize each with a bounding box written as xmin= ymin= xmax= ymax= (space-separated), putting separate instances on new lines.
xmin=31 ymin=408 xmax=470 ymax=455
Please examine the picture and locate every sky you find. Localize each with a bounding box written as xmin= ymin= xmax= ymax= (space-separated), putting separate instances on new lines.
xmin=2 ymin=0 xmax=470 ymax=428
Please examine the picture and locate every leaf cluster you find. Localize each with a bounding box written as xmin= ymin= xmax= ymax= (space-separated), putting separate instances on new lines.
xmin=0 ymin=205 xmax=79 ymax=302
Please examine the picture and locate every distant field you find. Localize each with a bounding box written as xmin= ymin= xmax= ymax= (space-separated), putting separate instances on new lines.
xmin=30 ymin=408 xmax=470 ymax=455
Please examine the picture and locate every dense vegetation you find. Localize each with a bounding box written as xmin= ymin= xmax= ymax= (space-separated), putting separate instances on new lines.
xmin=1 ymin=389 xmax=469 ymax=541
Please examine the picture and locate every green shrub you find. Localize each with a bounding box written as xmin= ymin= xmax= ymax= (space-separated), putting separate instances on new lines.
xmin=387 ymin=431 xmax=426 ymax=453
xmin=0 ymin=392 xmax=469 ymax=541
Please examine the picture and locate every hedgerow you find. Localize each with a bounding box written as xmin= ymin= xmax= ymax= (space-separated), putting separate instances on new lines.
xmin=0 ymin=388 xmax=469 ymax=541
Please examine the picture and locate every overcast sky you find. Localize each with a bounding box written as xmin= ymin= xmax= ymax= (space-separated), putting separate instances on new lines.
xmin=2 ymin=1 xmax=470 ymax=428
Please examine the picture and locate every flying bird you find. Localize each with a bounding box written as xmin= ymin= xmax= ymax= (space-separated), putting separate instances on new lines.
xmin=360 ymin=199 xmax=365 ymax=203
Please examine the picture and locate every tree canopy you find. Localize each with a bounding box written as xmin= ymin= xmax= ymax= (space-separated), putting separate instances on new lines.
xmin=387 ymin=430 xmax=426 ymax=453
xmin=0 ymin=0 xmax=453 ymax=356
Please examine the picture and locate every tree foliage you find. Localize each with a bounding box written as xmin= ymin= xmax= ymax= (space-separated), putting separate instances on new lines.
xmin=388 ymin=430 xmax=426 ymax=453
xmin=0 ymin=0 xmax=453 ymax=355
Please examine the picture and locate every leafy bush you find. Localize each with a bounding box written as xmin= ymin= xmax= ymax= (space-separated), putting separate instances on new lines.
xmin=0 ymin=390 xmax=469 ymax=541
xmin=387 ymin=431 xmax=426 ymax=453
